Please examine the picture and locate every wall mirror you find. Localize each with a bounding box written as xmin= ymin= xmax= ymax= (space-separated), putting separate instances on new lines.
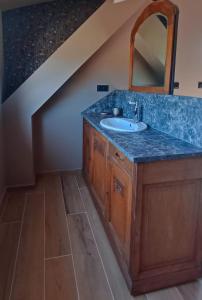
xmin=129 ymin=0 xmax=179 ymax=94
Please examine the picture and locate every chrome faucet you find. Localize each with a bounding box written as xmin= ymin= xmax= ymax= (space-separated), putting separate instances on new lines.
xmin=128 ymin=100 xmax=141 ymax=122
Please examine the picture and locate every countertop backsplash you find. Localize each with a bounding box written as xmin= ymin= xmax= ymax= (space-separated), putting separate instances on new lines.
xmin=84 ymin=90 xmax=202 ymax=148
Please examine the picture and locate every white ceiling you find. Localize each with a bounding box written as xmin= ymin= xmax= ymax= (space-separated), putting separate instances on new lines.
xmin=0 ymin=0 xmax=54 ymax=11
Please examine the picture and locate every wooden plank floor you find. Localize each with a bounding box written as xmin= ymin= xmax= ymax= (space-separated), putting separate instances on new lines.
xmin=61 ymin=172 xmax=85 ymax=214
xmin=43 ymin=175 xmax=71 ymax=258
xmin=0 ymin=171 xmax=201 ymax=300
xmin=0 ymin=192 xmax=25 ymax=223
xmin=68 ymin=213 xmax=113 ymax=300
xmin=10 ymin=193 xmax=45 ymax=300
xmin=45 ymin=256 xmax=78 ymax=300
xmin=0 ymin=223 xmax=21 ymax=300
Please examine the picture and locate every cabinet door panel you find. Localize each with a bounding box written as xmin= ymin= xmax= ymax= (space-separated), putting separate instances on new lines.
xmin=108 ymin=159 xmax=132 ymax=259
xmin=92 ymin=132 xmax=107 ymax=213
xmin=140 ymin=180 xmax=201 ymax=273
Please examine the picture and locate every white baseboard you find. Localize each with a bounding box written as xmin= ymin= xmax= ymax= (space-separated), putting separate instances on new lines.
xmin=6 ymin=181 xmax=36 ymax=190
xmin=37 ymin=168 xmax=82 ymax=175
xmin=3 ymin=169 xmax=82 ymax=190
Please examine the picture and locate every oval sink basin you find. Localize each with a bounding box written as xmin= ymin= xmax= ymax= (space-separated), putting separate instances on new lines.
xmin=100 ymin=118 xmax=147 ymax=133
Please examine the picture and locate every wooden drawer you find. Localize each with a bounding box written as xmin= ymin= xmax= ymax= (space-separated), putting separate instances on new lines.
xmin=109 ymin=143 xmax=133 ymax=177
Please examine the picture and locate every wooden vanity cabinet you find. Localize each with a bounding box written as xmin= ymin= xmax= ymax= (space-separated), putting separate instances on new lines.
xmin=131 ymin=159 xmax=202 ymax=295
xmin=83 ymin=121 xmax=108 ymax=216
xmin=107 ymin=144 xmax=133 ymax=266
xmin=83 ymin=120 xmax=202 ymax=296
xmin=91 ymin=130 xmax=108 ymax=215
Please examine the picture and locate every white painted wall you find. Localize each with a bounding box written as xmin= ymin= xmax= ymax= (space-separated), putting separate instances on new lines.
xmin=3 ymin=0 xmax=148 ymax=186
xmin=173 ymin=0 xmax=202 ymax=97
xmin=0 ymin=10 xmax=5 ymax=203
xmin=34 ymin=0 xmax=202 ymax=173
xmin=33 ymin=14 xmax=145 ymax=173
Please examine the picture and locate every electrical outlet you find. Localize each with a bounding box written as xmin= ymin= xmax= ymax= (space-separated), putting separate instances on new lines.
xmin=174 ymin=82 xmax=179 ymax=89
xmin=97 ymin=85 xmax=109 ymax=92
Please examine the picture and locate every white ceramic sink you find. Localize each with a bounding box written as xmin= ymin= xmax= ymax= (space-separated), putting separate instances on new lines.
xmin=100 ymin=118 xmax=147 ymax=133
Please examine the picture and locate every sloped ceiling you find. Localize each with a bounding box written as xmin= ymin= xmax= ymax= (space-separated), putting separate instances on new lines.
xmin=0 ymin=0 xmax=54 ymax=11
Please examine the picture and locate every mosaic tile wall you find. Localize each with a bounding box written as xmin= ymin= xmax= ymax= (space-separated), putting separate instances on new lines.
xmin=2 ymin=0 xmax=104 ymax=102
xmin=85 ymin=90 xmax=202 ymax=148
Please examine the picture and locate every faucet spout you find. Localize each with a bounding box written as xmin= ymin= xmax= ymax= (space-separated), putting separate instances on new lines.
xmin=128 ymin=100 xmax=141 ymax=122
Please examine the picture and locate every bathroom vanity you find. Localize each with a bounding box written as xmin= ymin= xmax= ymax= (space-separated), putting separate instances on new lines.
xmin=82 ymin=115 xmax=202 ymax=296
xmin=81 ymin=0 xmax=202 ymax=295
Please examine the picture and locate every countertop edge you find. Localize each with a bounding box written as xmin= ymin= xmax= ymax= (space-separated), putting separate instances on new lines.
xmin=83 ymin=114 xmax=202 ymax=163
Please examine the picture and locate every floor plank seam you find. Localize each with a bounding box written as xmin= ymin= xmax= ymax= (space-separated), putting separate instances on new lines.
xmin=8 ymin=194 xmax=28 ymax=300
xmin=44 ymin=191 xmax=46 ymax=300
xmin=60 ymin=175 xmax=69 ymax=215
xmin=145 ymin=294 xmax=150 ymax=300
xmin=66 ymin=217 xmax=81 ymax=300
xmin=59 ymin=175 xmax=80 ymax=300
xmin=0 ymin=220 xmax=21 ymax=225
xmin=73 ymin=175 xmax=86 ymax=212
xmin=58 ymin=175 xmax=74 ymax=256
xmin=174 ymin=287 xmax=185 ymax=300
xmin=45 ymin=254 xmax=72 ymax=261
xmin=67 ymin=212 xmax=87 ymax=216
xmin=75 ymin=176 xmax=87 ymax=212
xmin=85 ymin=211 xmax=115 ymax=300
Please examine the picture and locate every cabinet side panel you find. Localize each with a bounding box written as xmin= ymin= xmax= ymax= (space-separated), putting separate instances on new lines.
xmin=141 ymin=180 xmax=201 ymax=272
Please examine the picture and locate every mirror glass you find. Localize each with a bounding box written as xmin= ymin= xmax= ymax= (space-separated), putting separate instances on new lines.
xmin=132 ymin=13 xmax=168 ymax=87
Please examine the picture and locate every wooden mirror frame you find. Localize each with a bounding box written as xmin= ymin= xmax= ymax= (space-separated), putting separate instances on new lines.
xmin=129 ymin=0 xmax=179 ymax=94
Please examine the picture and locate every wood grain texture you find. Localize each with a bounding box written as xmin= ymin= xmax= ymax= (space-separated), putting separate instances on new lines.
xmin=61 ymin=173 xmax=85 ymax=214
xmin=91 ymin=130 xmax=108 ymax=214
xmin=45 ymin=256 xmax=78 ymax=300
xmin=80 ymin=186 xmax=144 ymax=300
xmin=141 ymin=181 xmax=200 ymax=270
xmin=142 ymin=158 xmax=202 ymax=184
xmin=0 ymin=192 xmax=25 ymax=223
xmin=108 ymin=159 xmax=132 ymax=261
xmin=74 ymin=170 xmax=87 ymax=189
xmin=109 ymin=143 xmax=133 ymax=177
xmin=0 ymin=223 xmax=21 ymax=300
xmin=68 ymin=213 xmax=113 ymax=300
xmin=178 ymin=280 xmax=202 ymax=300
xmin=44 ymin=175 xmax=70 ymax=258
xmin=147 ymin=287 xmax=183 ymax=300
xmin=10 ymin=193 xmax=44 ymax=300
xmin=84 ymin=120 xmax=202 ymax=296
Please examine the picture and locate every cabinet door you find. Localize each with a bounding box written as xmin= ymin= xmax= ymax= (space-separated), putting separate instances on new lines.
xmin=83 ymin=121 xmax=92 ymax=181
xmin=108 ymin=159 xmax=132 ymax=261
xmin=91 ymin=131 xmax=108 ymax=214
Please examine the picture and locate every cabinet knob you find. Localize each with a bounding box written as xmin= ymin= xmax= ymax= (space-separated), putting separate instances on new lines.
xmin=115 ymin=152 xmax=124 ymax=161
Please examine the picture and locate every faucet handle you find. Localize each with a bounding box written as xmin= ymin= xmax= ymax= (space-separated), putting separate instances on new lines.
xmin=128 ymin=100 xmax=138 ymax=114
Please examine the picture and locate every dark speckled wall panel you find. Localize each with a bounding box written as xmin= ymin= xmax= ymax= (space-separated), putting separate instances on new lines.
xmin=2 ymin=0 xmax=104 ymax=102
